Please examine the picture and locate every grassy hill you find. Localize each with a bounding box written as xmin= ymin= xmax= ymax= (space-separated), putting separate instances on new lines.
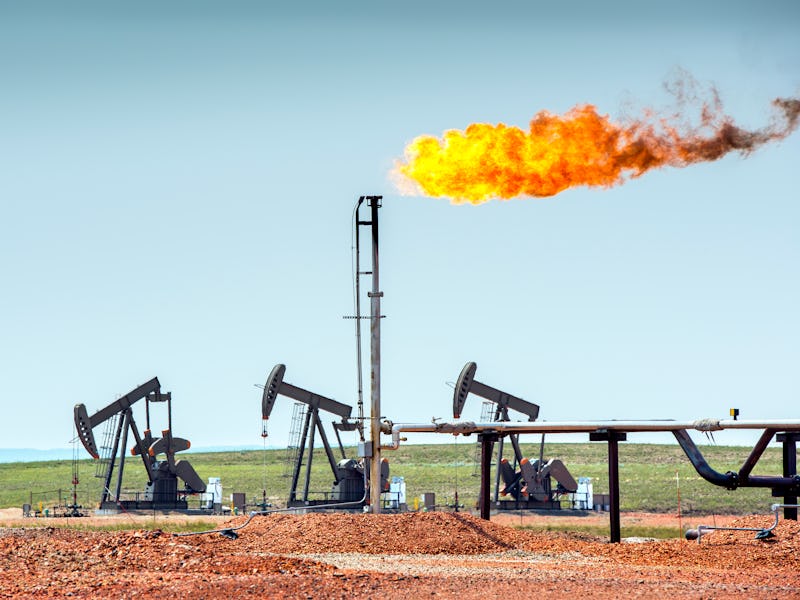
xmin=1 ymin=441 xmax=787 ymax=516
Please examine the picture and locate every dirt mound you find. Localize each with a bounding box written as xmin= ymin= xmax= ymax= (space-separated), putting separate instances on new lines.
xmin=225 ymin=511 xmax=531 ymax=555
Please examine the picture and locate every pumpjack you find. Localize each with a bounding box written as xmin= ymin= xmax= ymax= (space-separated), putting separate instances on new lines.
xmin=74 ymin=377 xmax=206 ymax=510
xmin=262 ymin=364 xmax=389 ymax=507
xmin=454 ymin=362 xmax=578 ymax=509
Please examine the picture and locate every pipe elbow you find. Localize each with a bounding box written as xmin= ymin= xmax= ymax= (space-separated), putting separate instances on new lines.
xmin=723 ymin=471 xmax=740 ymax=491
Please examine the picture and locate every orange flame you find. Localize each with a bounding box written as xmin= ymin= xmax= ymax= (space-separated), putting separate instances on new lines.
xmin=395 ymin=97 xmax=800 ymax=204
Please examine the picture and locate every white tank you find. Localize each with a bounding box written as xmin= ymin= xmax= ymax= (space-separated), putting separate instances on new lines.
xmin=207 ymin=477 xmax=222 ymax=509
xmin=572 ymin=476 xmax=593 ymax=510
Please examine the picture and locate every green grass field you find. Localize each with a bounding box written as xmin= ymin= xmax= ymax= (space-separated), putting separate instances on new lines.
xmin=0 ymin=441 xmax=787 ymax=517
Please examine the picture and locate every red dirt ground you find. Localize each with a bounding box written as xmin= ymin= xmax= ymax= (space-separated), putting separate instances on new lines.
xmin=0 ymin=510 xmax=797 ymax=599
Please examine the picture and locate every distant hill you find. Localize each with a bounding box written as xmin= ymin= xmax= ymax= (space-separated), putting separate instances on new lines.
xmin=0 ymin=445 xmax=273 ymax=464
xmin=0 ymin=449 xmax=75 ymax=463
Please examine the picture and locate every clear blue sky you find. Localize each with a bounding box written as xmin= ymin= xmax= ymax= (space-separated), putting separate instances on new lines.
xmin=1 ymin=1 xmax=798 ymax=453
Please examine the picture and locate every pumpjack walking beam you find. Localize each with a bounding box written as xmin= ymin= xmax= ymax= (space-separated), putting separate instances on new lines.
xmin=75 ymin=378 xmax=161 ymax=462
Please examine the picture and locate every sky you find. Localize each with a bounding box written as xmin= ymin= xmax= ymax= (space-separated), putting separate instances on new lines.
xmin=1 ymin=1 xmax=799 ymax=457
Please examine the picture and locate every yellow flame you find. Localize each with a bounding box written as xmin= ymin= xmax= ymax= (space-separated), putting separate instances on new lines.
xmin=394 ymin=98 xmax=800 ymax=204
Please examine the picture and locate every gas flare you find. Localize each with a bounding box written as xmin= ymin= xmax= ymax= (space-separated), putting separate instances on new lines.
xmin=395 ymin=96 xmax=800 ymax=204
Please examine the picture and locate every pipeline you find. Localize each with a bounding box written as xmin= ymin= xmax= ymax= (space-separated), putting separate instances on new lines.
xmin=380 ymin=419 xmax=800 ymax=450
xmin=381 ymin=419 xmax=800 ymax=496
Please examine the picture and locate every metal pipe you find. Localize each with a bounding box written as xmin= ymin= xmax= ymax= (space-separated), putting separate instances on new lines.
xmin=695 ymin=520 xmax=774 ymax=543
xmin=739 ymin=428 xmax=777 ymax=481
xmin=608 ymin=435 xmax=621 ymax=543
xmin=690 ymin=503 xmax=800 ymax=543
xmin=353 ymin=197 xmax=365 ymax=442
xmin=478 ymin=432 xmax=497 ymax=520
xmin=779 ymin=433 xmax=799 ymax=519
xmin=383 ymin=420 xmax=800 ymax=507
xmin=176 ymin=489 xmax=371 ymax=539
xmin=672 ymin=429 xmax=738 ymax=488
xmin=673 ymin=429 xmax=800 ymax=490
xmin=381 ymin=419 xmax=800 ymax=450
xmin=368 ymin=196 xmax=382 ymax=514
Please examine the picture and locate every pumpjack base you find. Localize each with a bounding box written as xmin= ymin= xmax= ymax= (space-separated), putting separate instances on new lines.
xmin=99 ymin=499 xmax=190 ymax=511
xmin=286 ymin=499 xmax=367 ymax=509
xmin=95 ymin=506 xmax=217 ymax=516
xmin=495 ymin=499 xmax=562 ymax=511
